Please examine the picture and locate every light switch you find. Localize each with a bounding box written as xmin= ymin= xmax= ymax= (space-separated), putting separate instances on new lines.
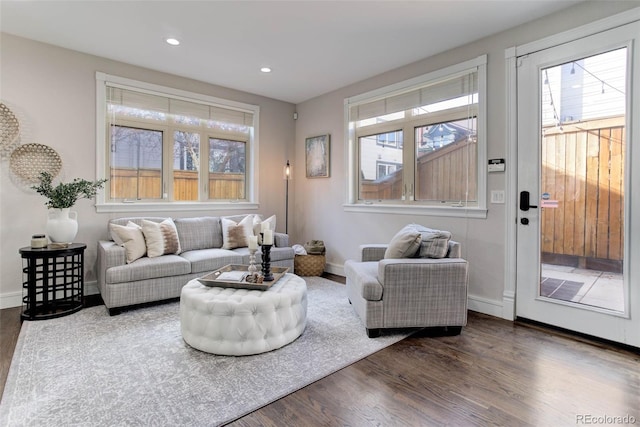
xmin=491 ymin=190 xmax=505 ymax=204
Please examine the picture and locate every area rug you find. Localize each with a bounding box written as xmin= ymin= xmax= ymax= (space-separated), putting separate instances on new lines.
xmin=541 ymin=276 xmax=584 ymax=301
xmin=0 ymin=277 xmax=410 ymax=426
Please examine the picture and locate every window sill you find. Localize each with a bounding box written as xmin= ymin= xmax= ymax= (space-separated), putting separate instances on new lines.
xmin=343 ymin=203 xmax=488 ymax=219
xmin=96 ymin=201 xmax=259 ymax=214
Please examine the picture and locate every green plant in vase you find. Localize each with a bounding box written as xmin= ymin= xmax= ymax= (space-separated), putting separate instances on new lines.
xmin=32 ymin=172 xmax=107 ymax=209
xmin=32 ymin=172 xmax=107 ymax=243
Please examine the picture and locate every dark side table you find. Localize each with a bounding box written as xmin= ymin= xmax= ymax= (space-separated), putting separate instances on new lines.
xmin=19 ymin=243 xmax=86 ymax=321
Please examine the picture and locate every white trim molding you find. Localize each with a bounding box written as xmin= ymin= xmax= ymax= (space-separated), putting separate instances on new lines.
xmin=503 ymin=46 xmax=518 ymax=321
xmin=468 ymin=294 xmax=504 ymax=318
xmin=0 ymin=291 xmax=22 ymax=310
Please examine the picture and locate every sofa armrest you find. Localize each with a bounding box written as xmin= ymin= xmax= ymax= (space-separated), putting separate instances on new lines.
xmin=274 ymin=232 xmax=289 ymax=248
xmin=97 ymin=240 xmax=127 ymax=272
xmin=446 ymin=240 xmax=461 ymax=258
xmin=360 ymin=244 xmax=387 ymax=262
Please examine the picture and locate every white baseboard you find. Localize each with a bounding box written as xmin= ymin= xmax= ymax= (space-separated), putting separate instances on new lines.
xmin=0 ymin=280 xmax=99 ymax=310
xmin=85 ymin=280 xmax=99 ymax=297
xmin=0 ymin=291 xmax=22 ymax=309
xmin=324 ymin=262 xmax=344 ymax=277
xmin=467 ymin=294 xmax=504 ymax=318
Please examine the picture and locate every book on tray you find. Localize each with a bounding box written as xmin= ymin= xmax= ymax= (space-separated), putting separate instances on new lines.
xmin=216 ymin=271 xmax=249 ymax=282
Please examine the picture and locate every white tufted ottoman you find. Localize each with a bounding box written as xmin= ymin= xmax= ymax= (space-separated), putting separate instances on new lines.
xmin=180 ymin=273 xmax=307 ymax=355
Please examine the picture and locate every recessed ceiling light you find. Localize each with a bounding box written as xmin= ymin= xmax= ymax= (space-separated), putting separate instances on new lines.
xmin=260 ymin=67 xmax=272 ymax=73
xmin=166 ymin=38 xmax=180 ymax=46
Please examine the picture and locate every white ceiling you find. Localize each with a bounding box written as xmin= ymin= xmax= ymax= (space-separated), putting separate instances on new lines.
xmin=1 ymin=1 xmax=583 ymax=104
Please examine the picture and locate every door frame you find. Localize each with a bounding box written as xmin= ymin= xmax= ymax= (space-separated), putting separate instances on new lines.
xmin=503 ymin=8 xmax=640 ymax=321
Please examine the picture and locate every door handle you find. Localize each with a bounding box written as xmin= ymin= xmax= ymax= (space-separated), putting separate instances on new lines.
xmin=519 ymin=191 xmax=538 ymax=211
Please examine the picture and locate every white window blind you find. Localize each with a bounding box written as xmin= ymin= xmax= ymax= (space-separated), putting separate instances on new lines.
xmin=106 ymin=86 xmax=254 ymax=126
xmin=350 ymin=70 xmax=478 ymax=121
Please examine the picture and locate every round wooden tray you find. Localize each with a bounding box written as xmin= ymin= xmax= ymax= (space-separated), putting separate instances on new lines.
xmin=10 ymin=143 xmax=62 ymax=183
xmin=0 ymin=103 xmax=20 ymax=150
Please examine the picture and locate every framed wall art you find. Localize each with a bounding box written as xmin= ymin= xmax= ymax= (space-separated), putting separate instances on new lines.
xmin=305 ymin=134 xmax=330 ymax=178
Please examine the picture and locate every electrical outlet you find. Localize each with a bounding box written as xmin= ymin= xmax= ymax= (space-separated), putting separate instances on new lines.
xmin=491 ymin=190 xmax=505 ymax=204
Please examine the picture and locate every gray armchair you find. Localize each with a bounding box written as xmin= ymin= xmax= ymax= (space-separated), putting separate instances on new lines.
xmin=344 ymin=241 xmax=469 ymax=338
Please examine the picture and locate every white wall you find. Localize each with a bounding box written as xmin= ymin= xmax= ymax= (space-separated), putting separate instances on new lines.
xmin=292 ymin=1 xmax=638 ymax=317
xmin=0 ymin=34 xmax=295 ymax=307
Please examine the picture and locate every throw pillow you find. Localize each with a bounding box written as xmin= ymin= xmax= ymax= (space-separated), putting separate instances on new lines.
xmin=405 ymin=224 xmax=452 ymax=259
xmin=221 ymin=215 xmax=254 ymax=249
xmin=141 ymin=218 xmax=181 ymax=258
xmin=384 ymin=227 xmax=422 ymax=259
xmin=109 ymin=221 xmax=147 ymax=263
xmin=253 ymin=214 xmax=276 ymax=235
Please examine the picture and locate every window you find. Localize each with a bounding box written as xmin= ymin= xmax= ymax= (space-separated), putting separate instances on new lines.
xmin=376 ymin=161 xmax=401 ymax=179
xmin=96 ymin=73 xmax=259 ymax=211
xmin=345 ymin=56 xmax=487 ymax=217
xmin=376 ymin=130 xmax=403 ymax=148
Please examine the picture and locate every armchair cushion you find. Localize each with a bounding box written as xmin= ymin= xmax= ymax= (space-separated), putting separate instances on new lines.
xmin=384 ymin=227 xmax=422 ymax=259
xmin=404 ymin=224 xmax=452 ymax=259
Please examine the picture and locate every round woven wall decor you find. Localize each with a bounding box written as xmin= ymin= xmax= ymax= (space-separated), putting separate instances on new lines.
xmin=0 ymin=103 xmax=20 ymax=149
xmin=10 ymin=143 xmax=62 ymax=183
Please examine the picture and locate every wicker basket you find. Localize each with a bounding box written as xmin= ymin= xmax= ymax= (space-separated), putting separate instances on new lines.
xmin=294 ymin=254 xmax=325 ymax=276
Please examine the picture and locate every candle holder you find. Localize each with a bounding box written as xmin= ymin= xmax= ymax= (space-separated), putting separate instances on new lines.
xmin=260 ymin=244 xmax=274 ymax=281
xmin=248 ymin=248 xmax=258 ymax=273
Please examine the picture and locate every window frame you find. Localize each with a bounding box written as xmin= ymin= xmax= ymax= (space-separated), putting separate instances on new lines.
xmin=95 ymin=72 xmax=260 ymax=213
xmin=344 ymin=55 xmax=488 ymax=218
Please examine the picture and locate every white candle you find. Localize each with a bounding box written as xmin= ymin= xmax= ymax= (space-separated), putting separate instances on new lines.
xmin=263 ymin=229 xmax=273 ymax=245
xmin=248 ymin=235 xmax=258 ymax=250
xmin=261 ymin=222 xmax=270 ymax=232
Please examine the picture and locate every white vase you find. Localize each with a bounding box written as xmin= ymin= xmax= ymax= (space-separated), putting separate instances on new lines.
xmin=46 ymin=208 xmax=78 ymax=243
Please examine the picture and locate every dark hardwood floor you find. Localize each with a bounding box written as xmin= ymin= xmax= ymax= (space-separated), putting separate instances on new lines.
xmin=2 ymin=276 xmax=638 ymax=426
xmin=0 ymin=306 xmax=21 ymax=400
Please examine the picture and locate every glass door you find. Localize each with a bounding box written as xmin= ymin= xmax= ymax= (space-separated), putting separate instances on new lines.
xmin=516 ymin=22 xmax=640 ymax=346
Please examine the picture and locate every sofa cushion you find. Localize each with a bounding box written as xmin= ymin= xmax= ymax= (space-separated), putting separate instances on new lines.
xmin=221 ymin=215 xmax=254 ymax=249
xmin=141 ymin=218 xmax=181 ymax=257
xmin=253 ymin=214 xmax=276 ymax=235
xmin=384 ymin=226 xmax=422 ymax=259
xmin=109 ymin=221 xmax=147 ymax=264
xmin=105 ymin=254 xmax=191 ymax=284
xmin=180 ymin=248 xmax=244 ymax=274
xmin=174 ymin=216 xmax=222 ymax=251
xmin=404 ymin=224 xmax=452 ymax=259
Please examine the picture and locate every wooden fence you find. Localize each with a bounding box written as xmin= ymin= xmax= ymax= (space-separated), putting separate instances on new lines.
xmin=360 ymin=138 xmax=477 ymax=202
xmin=109 ymin=169 xmax=244 ymax=201
xmin=415 ymin=138 xmax=477 ymax=201
xmin=541 ymin=116 xmax=624 ymax=271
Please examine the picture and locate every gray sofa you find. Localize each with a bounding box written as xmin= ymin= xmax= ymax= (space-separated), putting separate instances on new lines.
xmin=344 ymin=241 xmax=468 ymax=337
xmin=96 ymin=215 xmax=294 ymax=315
